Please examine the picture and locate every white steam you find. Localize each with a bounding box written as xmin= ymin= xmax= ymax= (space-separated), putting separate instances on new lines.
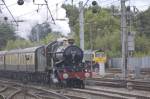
xmin=1 ymin=0 xmax=70 ymax=39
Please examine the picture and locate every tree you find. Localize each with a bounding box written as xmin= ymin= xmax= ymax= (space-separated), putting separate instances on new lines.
xmin=0 ymin=23 xmax=16 ymax=50
xmin=29 ymin=22 xmax=51 ymax=41
xmin=133 ymin=7 xmax=150 ymax=56
xmin=5 ymin=31 xmax=62 ymax=50
xmin=63 ymin=4 xmax=150 ymax=57
xmin=40 ymin=32 xmax=62 ymax=45
xmin=63 ymin=4 xmax=121 ymax=56
xmin=5 ymin=39 xmax=33 ymax=50
xmin=135 ymin=7 xmax=150 ymax=37
xmin=62 ymin=4 xmax=79 ymax=32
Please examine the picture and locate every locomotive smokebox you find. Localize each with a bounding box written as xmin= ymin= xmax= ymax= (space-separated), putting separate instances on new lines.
xmin=63 ymin=45 xmax=83 ymax=65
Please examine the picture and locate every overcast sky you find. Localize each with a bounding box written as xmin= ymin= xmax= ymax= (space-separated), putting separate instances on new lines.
xmin=0 ymin=0 xmax=150 ymax=39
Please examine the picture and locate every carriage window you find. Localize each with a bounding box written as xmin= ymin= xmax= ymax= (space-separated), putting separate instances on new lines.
xmin=0 ymin=56 xmax=2 ymax=60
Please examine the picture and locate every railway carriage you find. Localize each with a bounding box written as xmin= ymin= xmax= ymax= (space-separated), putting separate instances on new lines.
xmin=4 ymin=46 xmax=46 ymax=72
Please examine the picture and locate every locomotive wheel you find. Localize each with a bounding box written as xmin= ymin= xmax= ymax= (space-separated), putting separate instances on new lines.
xmin=80 ymin=80 xmax=85 ymax=89
xmin=71 ymin=79 xmax=74 ymax=88
xmin=58 ymin=82 xmax=63 ymax=88
xmin=76 ymin=80 xmax=80 ymax=88
xmin=72 ymin=79 xmax=76 ymax=88
xmin=79 ymin=80 xmax=83 ymax=88
xmin=75 ymin=80 xmax=85 ymax=89
xmin=72 ymin=79 xmax=79 ymax=88
xmin=68 ymin=80 xmax=72 ymax=88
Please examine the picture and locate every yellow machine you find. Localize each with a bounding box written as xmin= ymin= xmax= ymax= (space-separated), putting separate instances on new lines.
xmin=93 ymin=50 xmax=107 ymax=63
xmin=84 ymin=49 xmax=107 ymax=63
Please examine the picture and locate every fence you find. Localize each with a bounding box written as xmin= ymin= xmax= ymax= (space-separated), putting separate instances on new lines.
xmin=109 ymin=56 xmax=150 ymax=71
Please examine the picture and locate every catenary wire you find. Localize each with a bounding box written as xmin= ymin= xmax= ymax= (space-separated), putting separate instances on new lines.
xmin=1 ymin=0 xmax=18 ymax=26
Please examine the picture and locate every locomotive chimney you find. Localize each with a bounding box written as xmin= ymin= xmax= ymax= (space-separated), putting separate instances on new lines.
xmin=68 ymin=38 xmax=74 ymax=45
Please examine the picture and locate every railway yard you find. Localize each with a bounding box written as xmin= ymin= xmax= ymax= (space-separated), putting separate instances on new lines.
xmin=0 ymin=70 xmax=150 ymax=99
xmin=0 ymin=0 xmax=150 ymax=99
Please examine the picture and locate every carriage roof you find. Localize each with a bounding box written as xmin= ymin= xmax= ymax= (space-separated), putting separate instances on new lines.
xmin=5 ymin=46 xmax=44 ymax=54
xmin=0 ymin=51 xmax=7 ymax=55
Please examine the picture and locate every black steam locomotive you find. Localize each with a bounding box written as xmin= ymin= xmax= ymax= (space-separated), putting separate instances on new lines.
xmin=0 ymin=38 xmax=89 ymax=88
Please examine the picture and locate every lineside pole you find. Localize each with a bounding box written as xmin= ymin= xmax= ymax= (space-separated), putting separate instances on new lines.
xmin=79 ymin=1 xmax=84 ymax=51
xmin=121 ymin=0 xmax=128 ymax=79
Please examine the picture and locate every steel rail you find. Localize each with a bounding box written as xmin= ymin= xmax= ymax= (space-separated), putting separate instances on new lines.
xmin=86 ymin=78 xmax=150 ymax=91
xmin=85 ymin=86 xmax=150 ymax=99
xmin=0 ymin=79 xmax=70 ymax=99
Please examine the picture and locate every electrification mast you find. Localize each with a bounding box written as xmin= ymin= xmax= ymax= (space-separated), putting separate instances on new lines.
xmin=79 ymin=1 xmax=84 ymax=51
xmin=121 ymin=0 xmax=128 ymax=79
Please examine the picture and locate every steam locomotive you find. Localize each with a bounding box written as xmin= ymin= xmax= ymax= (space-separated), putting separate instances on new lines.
xmin=0 ymin=38 xmax=89 ymax=88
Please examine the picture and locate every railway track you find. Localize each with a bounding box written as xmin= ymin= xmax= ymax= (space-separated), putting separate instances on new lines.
xmin=0 ymin=78 xmax=150 ymax=99
xmin=0 ymin=78 xmax=88 ymax=99
xmin=61 ymin=86 xmax=150 ymax=99
xmin=0 ymin=79 xmax=70 ymax=99
xmin=86 ymin=86 xmax=150 ymax=99
xmin=86 ymin=78 xmax=150 ymax=91
xmin=107 ymin=68 xmax=150 ymax=75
